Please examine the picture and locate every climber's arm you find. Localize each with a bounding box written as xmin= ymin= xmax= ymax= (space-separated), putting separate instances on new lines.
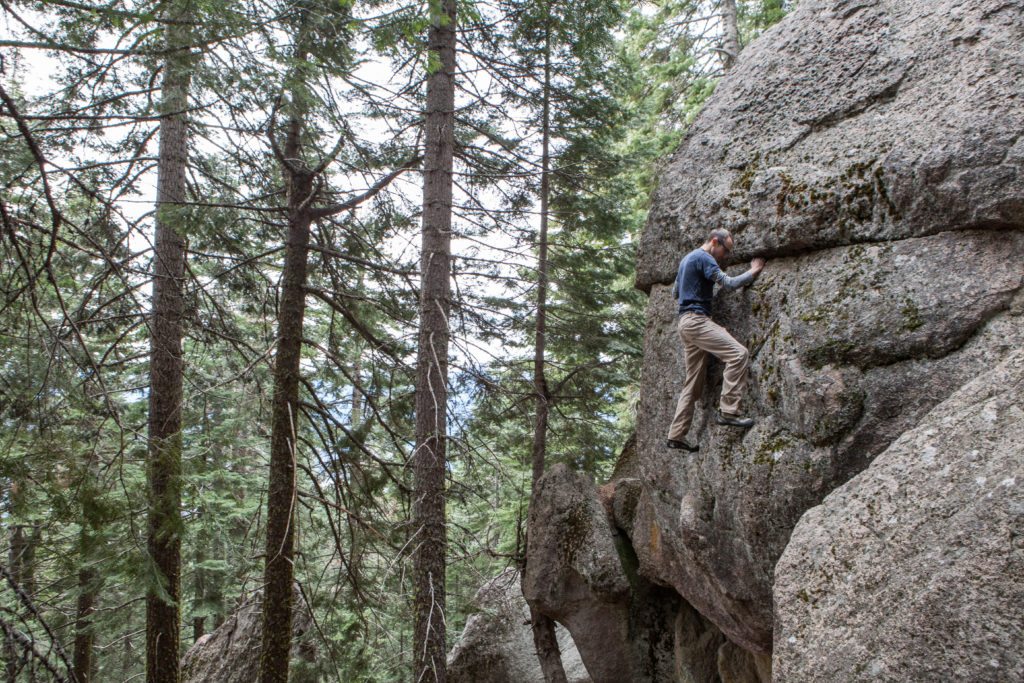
xmin=715 ymin=269 xmax=755 ymax=290
xmin=714 ymin=257 xmax=766 ymax=290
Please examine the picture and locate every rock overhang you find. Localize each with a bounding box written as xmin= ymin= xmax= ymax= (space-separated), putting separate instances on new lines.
xmin=636 ymin=0 xmax=1024 ymax=292
xmin=631 ymin=0 xmax=1024 ymax=657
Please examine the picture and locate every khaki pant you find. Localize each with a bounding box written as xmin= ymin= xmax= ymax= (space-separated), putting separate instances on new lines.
xmin=666 ymin=312 xmax=749 ymax=441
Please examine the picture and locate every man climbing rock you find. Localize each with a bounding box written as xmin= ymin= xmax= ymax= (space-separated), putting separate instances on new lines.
xmin=666 ymin=229 xmax=765 ymax=451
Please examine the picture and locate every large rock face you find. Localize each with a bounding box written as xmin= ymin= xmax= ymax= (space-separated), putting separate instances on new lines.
xmin=637 ymin=0 xmax=1024 ymax=288
xmin=635 ymin=242 xmax=1024 ymax=653
xmin=774 ymin=350 xmax=1024 ymax=681
xmin=630 ymin=0 xmax=1024 ymax=656
xmin=447 ymin=569 xmax=591 ymax=683
xmin=521 ymin=0 xmax=1023 ymax=676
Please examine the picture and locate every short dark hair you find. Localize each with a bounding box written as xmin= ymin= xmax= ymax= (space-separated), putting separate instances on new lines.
xmin=709 ymin=228 xmax=731 ymax=246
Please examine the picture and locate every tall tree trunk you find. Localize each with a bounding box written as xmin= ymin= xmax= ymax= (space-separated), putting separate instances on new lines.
xmin=721 ymin=0 xmax=740 ymax=70
xmin=72 ymin=565 xmax=98 ymax=683
xmin=145 ymin=1 xmax=193 ymax=680
xmin=192 ymin=400 xmax=209 ymax=644
xmin=350 ymin=349 xmax=363 ymax=428
xmin=412 ymin=0 xmax=456 ymax=679
xmin=526 ymin=22 xmax=568 ymax=683
xmin=6 ymin=522 xmax=40 ymax=682
xmin=121 ymin=627 xmax=134 ymax=680
xmin=7 ymin=524 xmax=40 ymax=595
xmin=192 ymin=522 xmax=206 ymax=643
xmin=258 ymin=47 xmax=314 ymax=683
xmin=74 ymin=457 xmax=100 ymax=683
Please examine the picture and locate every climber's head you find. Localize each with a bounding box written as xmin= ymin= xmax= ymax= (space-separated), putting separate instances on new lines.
xmin=705 ymin=228 xmax=734 ymax=264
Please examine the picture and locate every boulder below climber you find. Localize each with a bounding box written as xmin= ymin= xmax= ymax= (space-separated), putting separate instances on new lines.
xmin=774 ymin=351 xmax=1024 ymax=681
xmin=521 ymin=463 xmax=770 ymax=683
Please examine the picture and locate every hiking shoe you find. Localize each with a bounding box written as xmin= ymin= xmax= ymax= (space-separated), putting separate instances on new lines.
xmin=666 ymin=438 xmax=699 ymax=452
xmin=715 ymin=412 xmax=755 ymax=428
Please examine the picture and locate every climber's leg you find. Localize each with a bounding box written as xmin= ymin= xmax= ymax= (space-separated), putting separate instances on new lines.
xmin=667 ymin=314 xmax=710 ymax=442
xmin=681 ymin=315 xmax=750 ymax=418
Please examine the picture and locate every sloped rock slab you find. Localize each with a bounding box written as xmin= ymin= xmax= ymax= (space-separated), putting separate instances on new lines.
xmin=774 ymin=351 xmax=1024 ymax=681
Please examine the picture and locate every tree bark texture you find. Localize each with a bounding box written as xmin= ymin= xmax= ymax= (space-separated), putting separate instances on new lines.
xmin=192 ymin=421 xmax=208 ymax=645
xmin=74 ymin=433 xmax=102 ymax=683
xmin=258 ymin=53 xmax=314 ymax=683
xmin=145 ymin=2 xmax=192 ymax=679
xmin=7 ymin=525 xmax=39 ymax=596
xmin=413 ymin=1 xmax=456 ymax=680
xmin=527 ymin=24 xmax=568 ymax=683
xmin=6 ymin=523 xmax=41 ymax=682
xmin=530 ymin=18 xmax=553 ymax=495
xmin=721 ymin=0 xmax=741 ymax=70
xmin=72 ymin=567 xmax=98 ymax=683
xmin=192 ymin=546 xmax=205 ymax=643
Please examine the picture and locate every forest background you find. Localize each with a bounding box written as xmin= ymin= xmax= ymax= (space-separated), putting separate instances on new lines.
xmin=0 ymin=0 xmax=787 ymax=680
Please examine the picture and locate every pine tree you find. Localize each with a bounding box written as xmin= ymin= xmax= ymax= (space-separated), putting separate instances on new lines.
xmin=412 ymin=0 xmax=457 ymax=678
xmin=145 ymin=1 xmax=195 ymax=678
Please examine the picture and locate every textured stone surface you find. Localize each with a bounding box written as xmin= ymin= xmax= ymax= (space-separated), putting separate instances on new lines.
xmin=717 ymin=641 xmax=771 ymax=683
xmin=673 ymin=605 xmax=725 ymax=683
xmin=447 ymin=569 xmax=591 ymax=683
xmin=636 ymin=276 xmax=1024 ymax=652
xmin=630 ymin=0 xmax=1024 ymax=655
xmin=774 ymin=351 xmax=1024 ymax=681
xmin=524 ymin=0 xmax=1024 ymax=672
xmin=180 ymin=589 xmax=312 ymax=683
xmin=523 ymin=464 xmax=683 ymax=683
xmin=522 ymin=464 xmax=635 ymax=682
xmin=638 ymin=0 xmax=1024 ymax=291
xmin=527 ymin=463 xmax=784 ymax=682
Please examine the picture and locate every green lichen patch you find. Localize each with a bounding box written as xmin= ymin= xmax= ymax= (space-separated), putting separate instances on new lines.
xmin=832 ymin=158 xmax=906 ymax=225
xmin=561 ymin=500 xmax=593 ymax=567
xmin=805 ymin=339 xmax=858 ymax=368
xmin=900 ymin=297 xmax=924 ymax=331
xmin=754 ymin=431 xmax=795 ymax=465
xmin=873 ymin=166 xmax=902 ymax=220
xmin=734 ymin=151 xmax=762 ymax=192
xmin=776 ymin=171 xmax=804 ymax=216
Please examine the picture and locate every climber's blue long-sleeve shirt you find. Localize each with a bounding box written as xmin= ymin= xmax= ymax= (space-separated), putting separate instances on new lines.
xmin=673 ymin=248 xmax=755 ymax=316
